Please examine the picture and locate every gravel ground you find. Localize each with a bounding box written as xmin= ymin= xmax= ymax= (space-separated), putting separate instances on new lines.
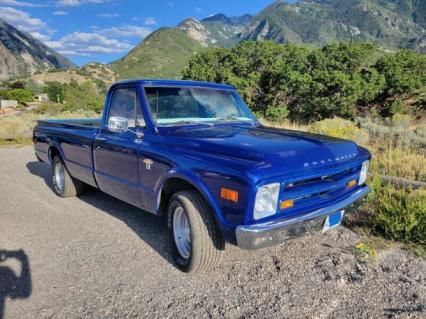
xmin=0 ymin=146 xmax=425 ymax=318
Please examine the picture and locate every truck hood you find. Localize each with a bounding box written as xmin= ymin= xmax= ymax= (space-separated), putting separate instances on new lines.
xmin=163 ymin=124 xmax=364 ymax=172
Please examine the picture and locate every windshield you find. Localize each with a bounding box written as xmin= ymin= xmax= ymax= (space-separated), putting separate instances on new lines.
xmin=144 ymin=86 xmax=256 ymax=125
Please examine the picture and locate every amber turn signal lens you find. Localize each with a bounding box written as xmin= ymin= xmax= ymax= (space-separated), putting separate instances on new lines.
xmin=347 ymin=179 xmax=357 ymax=189
xmin=280 ymin=199 xmax=294 ymax=210
xmin=220 ymin=188 xmax=239 ymax=202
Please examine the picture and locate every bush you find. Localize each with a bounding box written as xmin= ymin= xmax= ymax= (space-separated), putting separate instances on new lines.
xmin=183 ymin=42 xmax=426 ymax=122
xmin=0 ymin=88 xmax=33 ymax=103
xmin=369 ymin=185 xmax=426 ymax=245
xmin=265 ymin=105 xmax=289 ymax=121
xmin=309 ymin=117 xmax=369 ymax=145
xmin=358 ymin=116 xmax=426 ymax=149
xmin=372 ymin=148 xmax=426 ymax=181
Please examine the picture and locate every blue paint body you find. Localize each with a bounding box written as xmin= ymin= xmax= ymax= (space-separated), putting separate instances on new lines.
xmin=33 ymin=79 xmax=371 ymax=245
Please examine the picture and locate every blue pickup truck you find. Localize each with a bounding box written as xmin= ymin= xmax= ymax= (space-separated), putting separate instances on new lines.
xmin=33 ymin=79 xmax=371 ymax=272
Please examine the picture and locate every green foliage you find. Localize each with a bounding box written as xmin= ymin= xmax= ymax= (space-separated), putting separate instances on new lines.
xmin=63 ymin=80 xmax=104 ymax=113
xmin=0 ymin=88 xmax=33 ymax=103
xmin=44 ymin=81 xmax=64 ymax=103
xmin=375 ymin=50 xmax=426 ymax=100
xmin=42 ymin=80 xmax=104 ymax=112
xmin=265 ymin=105 xmax=289 ymax=121
xmin=184 ymin=41 xmax=412 ymax=122
xmin=369 ymin=185 xmax=426 ymax=245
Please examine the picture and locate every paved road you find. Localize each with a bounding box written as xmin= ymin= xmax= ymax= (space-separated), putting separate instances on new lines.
xmin=0 ymin=147 xmax=425 ymax=318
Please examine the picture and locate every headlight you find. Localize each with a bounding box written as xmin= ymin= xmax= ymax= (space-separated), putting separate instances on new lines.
xmin=254 ymin=183 xmax=280 ymax=220
xmin=359 ymin=160 xmax=370 ymax=185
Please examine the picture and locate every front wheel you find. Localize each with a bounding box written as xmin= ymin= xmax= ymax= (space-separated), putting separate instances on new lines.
xmin=167 ymin=191 xmax=224 ymax=272
xmin=52 ymin=156 xmax=84 ymax=197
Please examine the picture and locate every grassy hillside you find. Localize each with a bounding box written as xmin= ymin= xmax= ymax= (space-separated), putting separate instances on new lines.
xmin=109 ymin=28 xmax=203 ymax=80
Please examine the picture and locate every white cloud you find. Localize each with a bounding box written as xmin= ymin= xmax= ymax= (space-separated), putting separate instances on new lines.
xmin=45 ymin=32 xmax=133 ymax=56
xmin=0 ymin=0 xmax=45 ymax=7
xmin=167 ymin=2 xmax=175 ymax=7
xmin=144 ymin=17 xmax=156 ymax=25
xmin=53 ymin=10 xmax=68 ymax=15
xmin=196 ymin=8 xmax=203 ymax=12
xmin=96 ymin=25 xmax=151 ymax=38
xmin=0 ymin=7 xmax=54 ymax=36
xmin=55 ymin=0 xmax=108 ymax=7
xmin=98 ymin=12 xmax=119 ymax=18
xmin=29 ymin=31 xmax=50 ymax=41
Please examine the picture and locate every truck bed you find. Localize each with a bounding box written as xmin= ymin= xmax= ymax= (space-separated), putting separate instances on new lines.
xmin=34 ymin=118 xmax=102 ymax=188
xmin=37 ymin=118 xmax=102 ymax=129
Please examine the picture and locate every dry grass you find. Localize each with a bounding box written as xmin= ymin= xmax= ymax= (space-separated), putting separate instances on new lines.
xmin=0 ymin=110 xmax=99 ymax=146
xmin=372 ymin=148 xmax=426 ymax=181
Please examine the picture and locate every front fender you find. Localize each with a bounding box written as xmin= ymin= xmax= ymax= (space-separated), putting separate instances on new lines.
xmin=154 ymin=168 xmax=236 ymax=235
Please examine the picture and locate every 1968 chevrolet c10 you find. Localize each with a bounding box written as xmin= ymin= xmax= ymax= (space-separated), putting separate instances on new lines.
xmin=33 ymin=79 xmax=371 ymax=272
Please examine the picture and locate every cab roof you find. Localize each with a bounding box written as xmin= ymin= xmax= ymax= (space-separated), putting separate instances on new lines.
xmin=114 ymin=79 xmax=236 ymax=90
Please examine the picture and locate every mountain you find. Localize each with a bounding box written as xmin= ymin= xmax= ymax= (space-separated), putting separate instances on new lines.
xmin=241 ymin=0 xmax=425 ymax=50
xmin=109 ymin=28 xmax=203 ymax=79
xmin=109 ymin=1 xmax=425 ymax=80
xmin=177 ymin=14 xmax=252 ymax=47
xmin=0 ymin=19 xmax=74 ymax=80
xmin=110 ymin=13 xmax=251 ymax=80
xmin=411 ymin=35 xmax=426 ymax=54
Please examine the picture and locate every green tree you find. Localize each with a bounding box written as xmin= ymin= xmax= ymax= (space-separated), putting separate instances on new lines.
xmin=44 ymin=82 xmax=64 ymax=103
xmin=375 ymin=50 xmax=426 ymax=97
xmin=2 ymin=89 xmax=33 ymax=103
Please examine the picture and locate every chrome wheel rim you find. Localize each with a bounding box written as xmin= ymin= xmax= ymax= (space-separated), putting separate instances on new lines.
xmin=54 ymin=161 xmax=65 ymax=192
xmin=173 ymin=205 xmax=191 ymax=259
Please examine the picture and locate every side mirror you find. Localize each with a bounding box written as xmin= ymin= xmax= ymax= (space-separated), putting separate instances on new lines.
xmin=108 ymin=116 xmax=128 ymax=133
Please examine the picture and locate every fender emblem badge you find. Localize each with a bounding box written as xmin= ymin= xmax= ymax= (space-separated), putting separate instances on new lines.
xmin=143 ymin=159 xmax=154 ymax=170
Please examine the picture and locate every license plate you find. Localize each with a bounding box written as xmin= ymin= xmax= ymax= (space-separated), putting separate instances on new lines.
xmin=323 ymin=210 xmax=344 ymax=232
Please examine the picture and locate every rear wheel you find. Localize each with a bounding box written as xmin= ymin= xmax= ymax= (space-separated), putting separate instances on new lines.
xmin=52 ymin=156 xmax=84 ymax=197
xmin=167 ymin=191 xmax=224 ymax=272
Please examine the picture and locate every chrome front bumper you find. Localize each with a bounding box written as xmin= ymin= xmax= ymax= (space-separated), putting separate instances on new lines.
xmin=236 ymin=186 xmax=370 ymax=250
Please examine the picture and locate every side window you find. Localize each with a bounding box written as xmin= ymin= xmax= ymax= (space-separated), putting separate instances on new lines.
xmin=108 ymin=87 xmax=145 ymax=128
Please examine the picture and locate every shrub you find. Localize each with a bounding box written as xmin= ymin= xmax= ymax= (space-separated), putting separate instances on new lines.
xmin=369 ymin=185 xmax=426 ymax=245
xmin=358 ymin=116 xmax=426 ymax=149
xmin=265 ymin=105 xmax=289 ymax=121
xmin=0 ymin=88 xmax=33 ymax=103
xmin=372 ymin=148 xmax=426 ymax=181
xmin=309 ymin=117 xmax=369 ymax=145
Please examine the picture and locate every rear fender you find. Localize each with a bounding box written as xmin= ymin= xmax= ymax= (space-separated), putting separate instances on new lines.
xmin=47 ymin=142 xmax=66 ymax=165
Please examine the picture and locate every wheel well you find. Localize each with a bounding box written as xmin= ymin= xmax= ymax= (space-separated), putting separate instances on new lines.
xmin=49 ymin=146 xmax=61 ymax=163
xmin=158 ymin=178 xmax=200 ymax=215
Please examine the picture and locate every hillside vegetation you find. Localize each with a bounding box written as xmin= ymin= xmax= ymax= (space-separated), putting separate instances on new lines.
xmin=183 ymin=41 xmax=426 ymax=122
xmin=109 ymin=28 xmax=203 ymax=79
xmin=241 ymin=0 xmax=425 ymax=50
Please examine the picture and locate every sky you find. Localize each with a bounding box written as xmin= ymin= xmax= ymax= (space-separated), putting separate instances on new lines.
xmin=0 ymin=0 xmax=296 ymax=66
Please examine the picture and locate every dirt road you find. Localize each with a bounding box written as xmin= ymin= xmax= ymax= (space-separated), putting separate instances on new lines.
xmin=0 ymin=147 xmax=424 ymax=318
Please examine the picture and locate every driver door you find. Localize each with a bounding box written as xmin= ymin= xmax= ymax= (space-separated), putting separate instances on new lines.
xmin=93 ymin=85 xmax=145 ymax=208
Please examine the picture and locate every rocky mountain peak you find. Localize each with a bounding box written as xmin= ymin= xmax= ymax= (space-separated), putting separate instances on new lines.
xmin=0 ymin=18 xmax=74 ymax=80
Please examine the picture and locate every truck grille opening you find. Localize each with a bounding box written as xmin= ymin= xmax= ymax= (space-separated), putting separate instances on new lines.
xmin=280 ymin=164 xmax=361 ymax=216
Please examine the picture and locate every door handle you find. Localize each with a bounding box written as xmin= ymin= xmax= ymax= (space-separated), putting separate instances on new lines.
xmin=95 ymin=137 xmax=106 ymax=142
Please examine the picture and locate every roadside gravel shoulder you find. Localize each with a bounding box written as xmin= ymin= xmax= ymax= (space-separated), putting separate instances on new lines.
xmin=0 ymin=147 xmax=424 ymax=318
